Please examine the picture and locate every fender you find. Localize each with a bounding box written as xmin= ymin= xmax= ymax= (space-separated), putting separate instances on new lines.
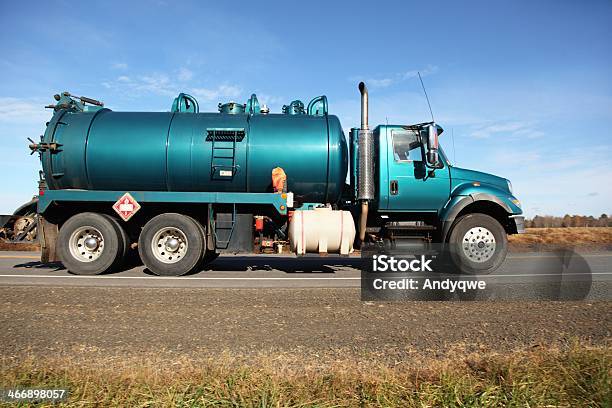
xmin=440 ymin=191 xmax=517 ymax=243
xmin=12 ymin=197 xmax=38 ymax=216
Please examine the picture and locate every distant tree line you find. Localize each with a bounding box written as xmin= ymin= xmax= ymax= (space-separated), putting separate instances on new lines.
xmin=526 ymin=214 xmax=611 ymax=228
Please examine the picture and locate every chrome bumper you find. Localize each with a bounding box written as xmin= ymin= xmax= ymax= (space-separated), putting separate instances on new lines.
xmin=510 ymin=215 xmax=525 ymax=234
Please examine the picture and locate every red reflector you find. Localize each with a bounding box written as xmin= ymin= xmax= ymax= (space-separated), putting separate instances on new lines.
xmin=39 ymin=189 xmax=45 ymax=196
xmin=255 ymin=217 xmax=264 ymax=231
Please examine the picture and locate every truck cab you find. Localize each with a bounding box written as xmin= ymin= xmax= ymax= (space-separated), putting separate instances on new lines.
xmin=375 ymin=124 xmax=522 ymax=222
xmin=349 ymin=82 xmax=524 ymax=274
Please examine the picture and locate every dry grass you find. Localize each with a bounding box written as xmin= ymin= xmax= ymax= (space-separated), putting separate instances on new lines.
xmin=1 ymin=345 xmax=610 ymax=407
xmin=509 ymin=227 xmax=612 ymax=251
xmin=0 ymin=241 xmax=39 ymax=251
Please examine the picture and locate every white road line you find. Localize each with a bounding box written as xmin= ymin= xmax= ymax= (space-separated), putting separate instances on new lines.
xmin=0 ymin=273 xmax=610 ymax=280
xmin=0 ymin=274 xmax=360 ymax=280
xmin=0 ymin=254 xmax=610 ymax=260
xmin=508 ymin=254 xmax=612 ymax=258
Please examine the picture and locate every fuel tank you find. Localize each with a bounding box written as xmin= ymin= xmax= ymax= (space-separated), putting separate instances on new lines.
xmin=39 ymin=97 xmax=348 ymax=204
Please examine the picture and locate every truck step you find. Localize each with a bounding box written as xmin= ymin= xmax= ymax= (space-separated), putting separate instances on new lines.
xmin=385 ymin=221 xmax=437 ymax=231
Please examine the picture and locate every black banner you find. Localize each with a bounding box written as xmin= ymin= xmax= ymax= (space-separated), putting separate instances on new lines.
xmin=361 ymin=243 xmax=608 ymax=301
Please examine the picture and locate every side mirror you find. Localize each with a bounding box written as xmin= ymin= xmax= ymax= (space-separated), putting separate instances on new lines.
xmin=426 ymin=124 xmax=440 ymax=167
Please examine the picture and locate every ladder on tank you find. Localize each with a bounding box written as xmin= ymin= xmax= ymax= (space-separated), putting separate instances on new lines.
xmin=208 ymin=129 xmax=244 ymax=180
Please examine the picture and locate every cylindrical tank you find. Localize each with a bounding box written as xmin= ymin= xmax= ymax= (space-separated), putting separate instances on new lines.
xmin=288 ymin=207 xmax=356 ymax=255
xmin=40 ymin=108 xmax=348 ymax=204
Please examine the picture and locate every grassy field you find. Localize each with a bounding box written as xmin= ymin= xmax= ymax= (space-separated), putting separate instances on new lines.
xmin=509 ymin=227 xmax=612 ymax=251
xmin=1 ymin=345 xmax=610 ymax=407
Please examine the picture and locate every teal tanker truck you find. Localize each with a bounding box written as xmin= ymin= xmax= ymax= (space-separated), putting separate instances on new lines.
xmin=24 ymin=82 xmax=524 ymax=276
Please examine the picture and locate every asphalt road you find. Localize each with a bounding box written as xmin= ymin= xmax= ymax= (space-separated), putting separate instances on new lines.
xmin=1 ymin=251 xmax=610 ymax=364
xmin=0 ymin=251 xmax=610 ymax=292
xmin=0 ymin=252 xmax=612 ymax=300
xmin=1 ymin=286 xmax=610 ymax=365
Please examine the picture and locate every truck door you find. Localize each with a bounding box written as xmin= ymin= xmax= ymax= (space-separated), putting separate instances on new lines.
xmin=383 ymin=128 xmax=450 ymax=212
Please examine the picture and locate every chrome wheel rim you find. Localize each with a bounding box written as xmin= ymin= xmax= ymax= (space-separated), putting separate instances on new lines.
xmin=151 ymin=227 xmax=188 ymax=264
xmin=462 ymin=226 xmax=496 ymax=262
xmin=69 ymin=226 xmax=104 ymax=262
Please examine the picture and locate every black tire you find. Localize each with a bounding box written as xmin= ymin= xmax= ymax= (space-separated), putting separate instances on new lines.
xmin=138 ymin=213 xmax=204 ymax=276
xmin=57 ymin=212 xmax=122 ymax=275
xmin=101 ymin=214 xmax=130 ymax=270
xmin=448 ymin=213 xmax=508 ymax=275
xmin=188 ymin=216 xmax=219 ymax=270
xmin=189 ymin=215 xmax=207 ymax=271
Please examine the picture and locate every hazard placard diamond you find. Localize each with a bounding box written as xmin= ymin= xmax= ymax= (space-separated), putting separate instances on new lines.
xmin=112 ymin=192 xmax=141 ymax=222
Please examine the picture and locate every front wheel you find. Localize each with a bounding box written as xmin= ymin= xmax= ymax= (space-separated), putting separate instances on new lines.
xmin=138 ymin=213 xmax=204 ymax=276
xmin=448 ymin=213 xmax=508 ymax=275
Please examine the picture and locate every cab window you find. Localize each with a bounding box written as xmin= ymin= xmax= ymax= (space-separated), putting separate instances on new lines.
xmin=392 ymin=130 xmax=422 ymax=162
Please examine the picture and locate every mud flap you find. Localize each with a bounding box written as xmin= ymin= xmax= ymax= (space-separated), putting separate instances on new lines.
xmin=38 ymin=216 xmax=59 ymax=263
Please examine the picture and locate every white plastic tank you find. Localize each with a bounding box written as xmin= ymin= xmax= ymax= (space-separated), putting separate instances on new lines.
xmin=288 ymin=207 xmax=356 ymax=255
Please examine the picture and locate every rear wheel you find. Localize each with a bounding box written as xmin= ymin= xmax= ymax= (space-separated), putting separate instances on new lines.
xmin=57 ymin=212 xmax=122 ymax=275
xmin=448 ymin=213 xmax=508 ymax=274
xmin=101 ymin=214 xmax=130 ymax=269
xmin=189 ymin=216 xmax=218 ymax=269
xmin=138 ymin=213 xmax=204 ymax=276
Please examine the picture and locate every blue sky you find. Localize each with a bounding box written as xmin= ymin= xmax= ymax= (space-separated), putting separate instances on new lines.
xmin=0 ymin=0 xmax=610 ymax=217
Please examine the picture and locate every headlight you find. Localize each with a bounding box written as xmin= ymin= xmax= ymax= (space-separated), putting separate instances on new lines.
xmin=506 ymin=179 xmax=513 ymax=194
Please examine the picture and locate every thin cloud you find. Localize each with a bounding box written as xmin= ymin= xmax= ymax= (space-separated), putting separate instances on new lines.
xmin=367 ymin=78 xmax=394 ymax=88
xmin=471 ymin=122 xmax=524 ymax=138
xmin=402 ymin=66 xmax=438 ymax=80
xmin=191 ymin=85 xmax=242 ymax=101
xmin=353 ymin=65 xmax=439 ymax=89
xmin=177 ymin=68 xmax=193 ymax=82
xmin=492 ymin=149 xmax=542 ymax=167
xmin=103 ymin=75 xmax=157 ymax=95
xmin=0 ymin=97 xmax=49 ymax=124
xmin=111 ymin=62 xmax=128 ymax=70
xmin=138 ymin=74 xmax=174 ymax=95
xmin=470 ymin=121 xmax=544 ymax=139
xmin=102 ymin=73 xmax=176 ymax=96
xmin=254 ymin=93 xmax=286 ymax=111
xmin=102 ymin=70 xmax=241 ymax=103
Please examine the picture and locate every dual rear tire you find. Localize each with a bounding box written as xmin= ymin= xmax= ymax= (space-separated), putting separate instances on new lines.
xmin=137 ymin=213 xmax=205 ymax=276
xmin=57 ymin=212 xmax=127 ymax=275
xmin=58 ymin=212 xmax=218 ymax=276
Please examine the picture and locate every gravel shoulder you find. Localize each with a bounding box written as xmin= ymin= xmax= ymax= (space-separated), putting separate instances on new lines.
xmin=1 ymin=286 xmax=610 ymax=367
